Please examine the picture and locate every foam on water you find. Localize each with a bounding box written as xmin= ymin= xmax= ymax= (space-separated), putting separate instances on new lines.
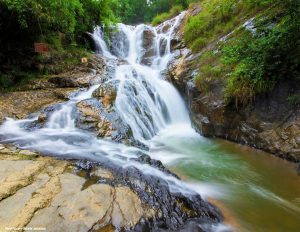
xmin=0 ymin=12 xmax=214 ymax=200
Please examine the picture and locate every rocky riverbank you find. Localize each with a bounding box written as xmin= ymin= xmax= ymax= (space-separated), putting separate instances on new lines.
xmin=166 ymin=6 xmax=300 ymax=166
xmin=0 ymin=145 xmax=222 ymax=232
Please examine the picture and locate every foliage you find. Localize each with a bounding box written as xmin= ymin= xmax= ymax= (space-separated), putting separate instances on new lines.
xmin=222 ymin=0 xmax=300 ymax=104
xmin=187 ymin=0 xmax=300 ymax=106
xmin=152 ymin=5 xmax=183 ymax=25
xmin=0 ymin=0 xmax=119 ymax=89
xmin=184 ymin=0 xmax=278 ymax=52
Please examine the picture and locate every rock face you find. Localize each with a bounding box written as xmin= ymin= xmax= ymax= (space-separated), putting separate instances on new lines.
xmin=0 ymin=145 xmax=155 ymax=232
xmin=166 ymin=8 xmax=300 ymax=163
xmin=48 ymin=56 xmax=106 ymax=88
xmin=140 ymin=27 xmax=157 ymax=66
xmin=0 ymin=145 xmax=223 ymax=232
xmin=76 ymin=80 xmax=133 ymax=142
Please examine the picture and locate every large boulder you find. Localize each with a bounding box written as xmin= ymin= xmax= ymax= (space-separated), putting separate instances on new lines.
xmin=76 ymin=81 xmax=132 ymax=141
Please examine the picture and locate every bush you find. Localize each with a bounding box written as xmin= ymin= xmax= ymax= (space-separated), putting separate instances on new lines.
xmin=185 ymin=0 xmax=300 ymax=106
xmin=152 ymin=5 xmax=183 ymax=25
xmin=184 ymin=0 xmax=277 ymax=52
xmin=221 ymin=0 xmax=300 ymax=104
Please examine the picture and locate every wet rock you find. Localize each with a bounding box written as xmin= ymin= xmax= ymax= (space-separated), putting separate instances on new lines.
xmin=141 ymin=28 xmax=156 ymax=66
xmin=132 ymin=153 xmax=178 ymax=178
xmin=92 ymin=82 xmax=117 ymax=108
xmin=76 ymin=99 xmax=113 ymax=138
xmin=74 ymin=159 xmax=222 ymax=232
xmin=37 ymin=113 xmax=47 ymax=123
xmin=76 ymin=98 xmax=132 ymax=141
xmin=18 ymin=150 xmax=39 ymax=158
xmin=110 ymin=29 xmax=130 ymax=59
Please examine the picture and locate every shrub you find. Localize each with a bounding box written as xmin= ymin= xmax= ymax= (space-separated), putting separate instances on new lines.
xmin=152 ymin=5 xmax=183 ymax=25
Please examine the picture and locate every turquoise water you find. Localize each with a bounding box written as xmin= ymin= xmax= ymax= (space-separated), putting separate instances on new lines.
xmin=153 ymin=133 xmax=300 ymax=232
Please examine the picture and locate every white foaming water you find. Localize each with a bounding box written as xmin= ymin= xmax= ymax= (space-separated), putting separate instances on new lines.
xmin=0 ymin=11 xmax=202 ymax=189
xmin=114 ymin=12 xmax=192 ymax=143
xmin=91 ymin=26 xmax=115 ymax=58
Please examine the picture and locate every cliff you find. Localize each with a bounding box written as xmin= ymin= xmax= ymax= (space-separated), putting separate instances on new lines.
xmin=167 ymin=3 xmax=300 ymax=163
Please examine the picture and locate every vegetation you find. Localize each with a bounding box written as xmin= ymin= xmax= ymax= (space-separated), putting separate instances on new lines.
xmin=0 ymin=0 xmax=120 ymax=89
xmin=184 ymin=0 xmax=300 ymax=105
xmin=152 ymin=5 xmax=184 ymax=26
xmin=0 ymin=0 xmax=195 ymax=89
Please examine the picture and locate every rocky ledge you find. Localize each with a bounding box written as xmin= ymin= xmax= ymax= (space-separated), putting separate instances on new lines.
xmin=0 ymin=144 xmax=223 ymax=232
xmin=0 ymin=55 xmax=105 ymax=124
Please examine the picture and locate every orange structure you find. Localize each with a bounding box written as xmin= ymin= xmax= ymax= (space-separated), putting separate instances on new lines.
xmin=34 ymin=43 xmax=49 ymax=54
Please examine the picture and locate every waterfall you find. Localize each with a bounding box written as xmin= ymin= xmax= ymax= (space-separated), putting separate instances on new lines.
xmin=94 ymin=11 xmax=191 ymax=142
xmin=0 ymin=11 xmax=210 ymax=201
xmin=91 ymin=26 xmax=114 ymax=58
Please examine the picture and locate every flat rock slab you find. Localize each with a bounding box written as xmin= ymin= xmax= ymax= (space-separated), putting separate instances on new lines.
xmin=0 ymin=150 xmax=154 ymax=232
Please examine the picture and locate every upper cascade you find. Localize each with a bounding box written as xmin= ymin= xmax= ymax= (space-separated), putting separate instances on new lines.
xmin=92 ymin=12 xmax=190 ymax=142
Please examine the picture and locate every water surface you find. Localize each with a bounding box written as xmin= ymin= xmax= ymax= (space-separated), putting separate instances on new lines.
xmin=155 ymin=132 xmax=300 ymax=232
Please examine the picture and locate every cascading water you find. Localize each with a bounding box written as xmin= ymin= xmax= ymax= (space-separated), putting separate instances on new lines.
xmin=114 ymin=18 xmax=191 ymax=142
xmin=0 ymin=12 xmax=214 ymax=199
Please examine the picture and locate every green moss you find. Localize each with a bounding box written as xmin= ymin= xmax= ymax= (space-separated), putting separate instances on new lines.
xmin=185 ymin=0 xmax=300 ymax=106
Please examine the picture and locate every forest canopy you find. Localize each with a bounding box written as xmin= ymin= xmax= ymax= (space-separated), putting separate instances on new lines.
xmin=0 ymin=0 xmax=191 ymax=88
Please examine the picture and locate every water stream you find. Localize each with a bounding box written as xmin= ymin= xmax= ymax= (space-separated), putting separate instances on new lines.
xmin=0 ymin=12 xmax=300 ymax=232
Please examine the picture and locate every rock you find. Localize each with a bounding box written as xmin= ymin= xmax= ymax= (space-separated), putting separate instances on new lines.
xmin=3 ymin=167 xmax=153 ymax=231
xmin=76 ymin=98 xmax=132 ymax=142
xmin=37 ymin=113 xmax=47 ymax=123
xmin=74 ymin=159 xmax=222 ymax=231
xmin=48 ymin=72 xmax=97 ymax=88
xmin=141 ymin=27 xmax=156 ymax=65
xmin=0 ymin=148 xmax=17 ymax=155
xmin=0 ymin=141 xmax=223 ymax=232
xmin=92 ymin=82 xmax=117 ymax=108
xmin=0 ymin=89 xmax=75 ymax=123
xmin=110 ymin=28 xmax=130 ymax=59
xmin=0 ymin=144 xmax=4 ymax=150
xmin=90 ymin=167 xmax=114 ymax=179
xmin=132 ymin=153 xmax=178 ymax=177
xmin=76 ymin=100 xmax=113 ymax=138
xmin=18 ymin=150 xmax=39 ymax=158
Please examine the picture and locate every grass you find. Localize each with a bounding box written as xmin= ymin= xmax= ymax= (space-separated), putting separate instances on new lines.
xmin=152 ymin=5 xmax=183 ymax=25
xmin=184 ymin=0 xmax=299 ymax=106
